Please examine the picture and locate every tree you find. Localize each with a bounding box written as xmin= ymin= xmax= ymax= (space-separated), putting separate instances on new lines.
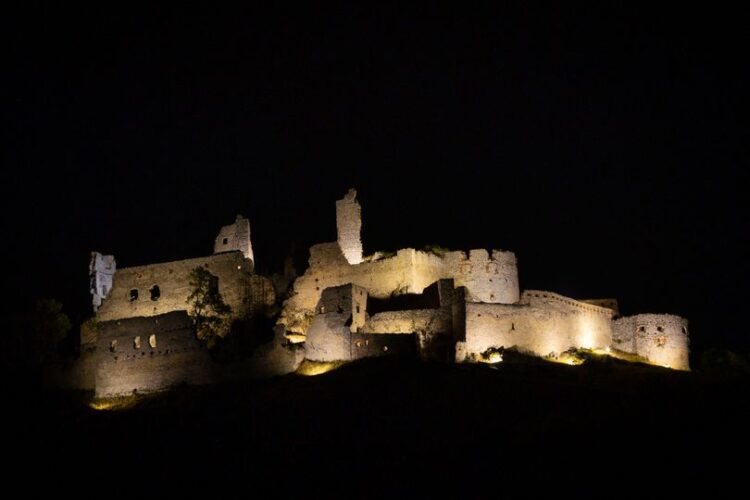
xmin=187 ymin=267 xmax=232 ymax=348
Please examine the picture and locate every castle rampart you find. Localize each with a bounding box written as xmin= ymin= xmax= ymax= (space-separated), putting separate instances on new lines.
xmin=94 ymin=311 xmax=214 ymax=397
xmin=81 ymin=187 xmax=691 ymax=397
xmin=279 ymin=243 xmax=519 ymax=335
xmin=612 ymin=314 xmax=689 ymax=370
xmin=305 ymin=284 xmax=415 ymax=362
xmin=96 ymin=252 xmax=273 ymax=323
xmin=457 ymin=290 xmax=613 ymax=362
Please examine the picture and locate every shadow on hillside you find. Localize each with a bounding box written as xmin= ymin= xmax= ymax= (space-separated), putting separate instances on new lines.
xmin=5 ymin=354 xmax=749 ymax=494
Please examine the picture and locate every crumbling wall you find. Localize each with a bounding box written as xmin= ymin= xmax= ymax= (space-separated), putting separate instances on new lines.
xmin=94 ymin=312 xmax=214 ymax=397
xmin=305 ymin=313 xmax=354 ymax=361
xmin=279 ymin=189 xmax=520 ymax=335
xmin=96 ymin=252 xmax=271 ymax=322
xmin=442 ymin=249 xmax=520 ymax=304
xmin=214 ymin=215 xmax=254 ymax=267
xmin=360 ymin=279 xmax=455 ymax=361
xmin=306 ymin=285 xmax=367 ymax=361
xmin=336 ymin=188 xmax=363 ymax=265
xmin=361 ymin=309 xmax=450 ymax=334
xmin=280 ymin=246 xmax=423 ymax=333
xmin=613 ymin=314 xmax=689 ymax=370
xmin=89 ymin=252 xmax=116 ymax=312
xmin=305 ymin=284 xmax=417 ymax=362
xmin=581 ymin=298 xmax=619 ymax=316
xmin=459 ymin=290 xmax=613 ymax=362
xmin=279 ymin=244 xmax=519 ymax=335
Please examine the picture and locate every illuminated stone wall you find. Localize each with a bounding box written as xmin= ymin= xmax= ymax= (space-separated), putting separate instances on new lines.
xmin=94 ymin=312 xmax=214 ymax=397
xmin=361 ymin=279 xmax=457 ymax=361
xmin=213 ymin=215 xmax=255 ymax=268
xmin=96 ymin=252 xmax=274 ymax=323
xmin=278 ymin=188 xmax=519 ymax=336
xmin=441 ymin=249 xmax=519 ymax=303
xmin=89 ymin=252 xmax=116 ymax=312
xmin=457 ymin=290 xmax=613 ymax=362
xmin=305 ymin=284 xmax=417 ymax=362
xmin=278 ymin=244 xmax=519 ymax=335
xmin=612 ymin=314 xmax=689 ymax=370
xmin=306 ymin=285 xmax=368 ymax=361
xmin=336 ymin=188 xmax=363 ymax=265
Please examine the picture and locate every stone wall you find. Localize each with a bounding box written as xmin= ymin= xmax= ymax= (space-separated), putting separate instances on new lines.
xmin=94 ymin=312 xmax=215 ymax=397
xmin=278 ymin=188 xmax=519 ymax=336
xmin=612 ymin=314 xmax=689 ymax=370
xmin=213 ymin=215 xmax=254 ymax=266
xmin=336 ymin=188 xmax=363 ymax=265
xmin=441 ymin=249 xmax=520 ymax=304
xmin=361 ymin=309 xmax=450 ymax=334
xmin=305 ymin=283 xmax=419 ymax=362
xmin=306 ymin=313 xmax=352 ymax=361
xmin=305 ymin=312 xmax=415 ymax=362
xmin=315 ymin=284 xmax=367 ymax=332
xmin=96 ymin=252 xmax=272 ymax=322
xmin=89 ymin=252 xmax=116 ymax=312
xmin=580 ymin=298 xmax=619 ymax=316
xmin=279 ymin=244 xmax=519 ymax=335
xmin=458 ymin=290 xmax=613 ymax=362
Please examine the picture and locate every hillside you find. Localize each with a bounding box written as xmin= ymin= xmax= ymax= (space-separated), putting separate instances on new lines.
xmin=7 ymin=354 xmax=749 ymax=494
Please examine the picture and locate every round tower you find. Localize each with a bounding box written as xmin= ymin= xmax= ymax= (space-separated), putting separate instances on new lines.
xmin=612 ymin=314 xmax=689 ymax=370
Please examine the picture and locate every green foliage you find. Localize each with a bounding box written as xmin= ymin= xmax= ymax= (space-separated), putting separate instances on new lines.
xmin=362 ymin=251 xmax=396 ymax=262
xmin=423 ymin=244 xmax=451 ymax=256
xmin=187 ymin=267 xmax=232 ymax=348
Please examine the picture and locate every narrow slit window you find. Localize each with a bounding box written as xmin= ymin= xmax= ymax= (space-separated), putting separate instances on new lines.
xmin=150 ymin=285 xmax=160 ymax=301
xmin=149 ymin=334 xmax=157 ymax=348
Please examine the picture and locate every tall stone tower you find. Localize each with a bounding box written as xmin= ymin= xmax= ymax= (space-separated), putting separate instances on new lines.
xmin=89 ymin=252 xmax=116 ymax=312
xmin=336 ymin=188 xmax=363 ymax=265
xmin=214 ymin=215 xmax=255 ymax=270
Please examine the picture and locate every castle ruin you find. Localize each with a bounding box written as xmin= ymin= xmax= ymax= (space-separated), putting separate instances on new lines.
xmin=83 ymin=190 xmax=690 ymax=397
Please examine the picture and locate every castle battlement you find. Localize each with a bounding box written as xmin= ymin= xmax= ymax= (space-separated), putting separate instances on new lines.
xmin=85 ymin=187 xmax=690 ymax=397
xmin=522 ymin=290 xmax=615 ymax=316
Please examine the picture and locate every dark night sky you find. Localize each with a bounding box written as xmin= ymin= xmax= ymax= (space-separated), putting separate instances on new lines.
xmin=4 ymin=5 xmax=748 ymax=353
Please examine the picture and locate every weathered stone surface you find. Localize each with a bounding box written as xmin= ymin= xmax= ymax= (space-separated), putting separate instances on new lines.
xmin=89 ymin=252 xmax=116 ymax=312
xmin=613 ymin=314 xmax=689 ymax=370
xmin=305 ymin=283 xmax=418 ymax=362
xmin=457 ymin=290 xmax=613 ymax=362
xmin=96 ymin=252 xmax=273 ymax=323
xmin=94 ymin=312 xmax=214 ymax=397
xmin=82 ymin=185 xmax=691 ymax=393
xmin=336 ymin=188 xmax=363 ymax=265
xmin=214 ymin=214 xmax=254 ymax=267
xmin=278 ymin=245 xmax=519 ymax=335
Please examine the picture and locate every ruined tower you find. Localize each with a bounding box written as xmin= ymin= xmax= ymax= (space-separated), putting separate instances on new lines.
xmin=214 ymin=215 xmax=254 ymax=269
xmin=89 ymin=252 xmax=116 ymax=312
xmin=336 ymin=188 xmax=363 ymax=265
